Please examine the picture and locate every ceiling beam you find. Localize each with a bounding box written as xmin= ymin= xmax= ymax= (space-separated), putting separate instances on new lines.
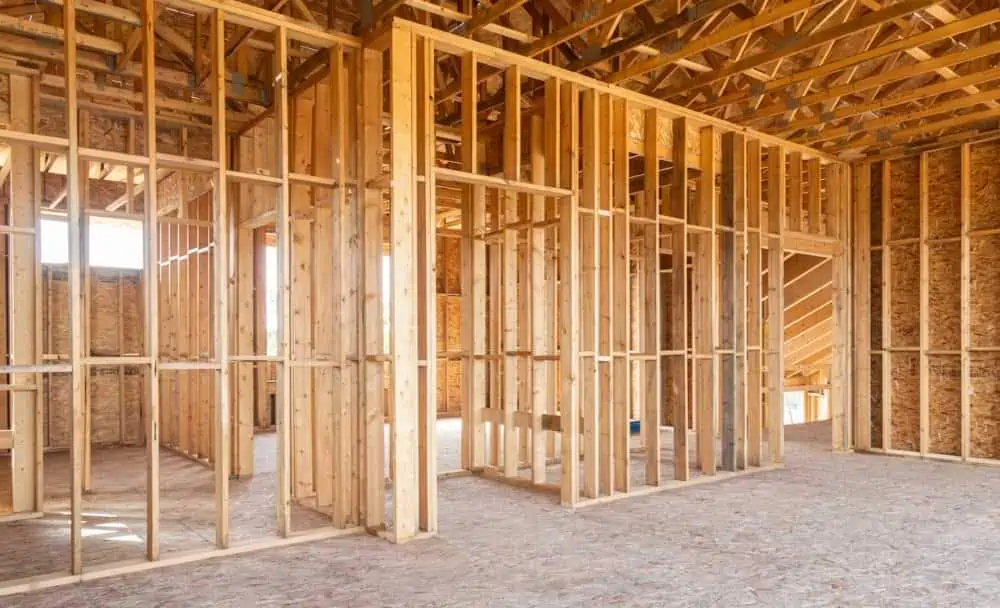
xmin=660 ymin=0 xmax=935 ymax=98
xmin=700 ymin=9 xmax=1000 ymax=112
xmin=607 ymin=0 xmax=837 ymax=84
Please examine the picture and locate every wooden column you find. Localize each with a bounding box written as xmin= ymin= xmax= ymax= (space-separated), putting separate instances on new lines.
xmin=8 ymin=74 xmax=39 ymax=513
xmin=830 ymin=162 xmax=851 ymax=451
xmin=358 ymin=45 xmax=385 ymax=531
xmin=529 ymin=114 xmax=548 ymax=485
xmin=611 ymin=98 xmax=631 ymax=492
xmin=746 ymin=140 xmax=764 ymax=467
xmin=694 ymin=126 xmax=717 ymax=476
xmin=720 ymin=132 xmax=746 ymax=471
xmin=766 ymin=145 xmax=786 ymax=463
xmin=388 ymin=25 xmax=419 ymax=542
xmin=460 ymin=52 xmax=486 ymax=471
xmin=210 ymin=8 xmax=230 ymax=548
xmin=559 ymin=81 xmax=580 ymax=507
xmin=669 ymin=117 xmax=689 ymax=481
xmin=853 ymin=162 xmax=872 ymax=451
xmin=66 ymin=0 xmax=85 ymax=574
xmin=274 ymin=25 xmax=292 ymax=537
xmin=580 ymin=88 xmax=599 ymax=498
xmin=642 ymin=108 xmax=661 ymax=486
xmin=502 ymin=65 xmax=521 ymax=479
xmin=960 ymin=144 xmax=971 ymax=461
xmin=415 ymin=36 xmax=437 ymax=533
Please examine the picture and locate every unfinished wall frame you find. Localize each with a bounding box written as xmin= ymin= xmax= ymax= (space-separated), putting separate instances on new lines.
xmin=855 ymin=138 xmax=1000 ymax=466
xmin=375 ymin=19 xmax=850 ymax=509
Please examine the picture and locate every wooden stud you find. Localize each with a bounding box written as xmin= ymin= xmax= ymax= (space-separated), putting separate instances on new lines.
xmin=529 ymin=113 xmax=548 ymax=485
xmin=388 ymin=25 xmax=419 ymax=542
xmin=274 ymin=25 xmax=292 ymax=538
xmin=766 ymin=145 xmax=786 ymax=464
xmin=853 ymin=162 xmax=872 ymax=451
xmin=611 ymin=98 xmax=631 ymax=492
xmin=211 ymin=8 xmax=230 ymax=549
xmin=642 ymin=108 xmax=661 ymax=486
xmin=670 ymin=116 xmax=689 ymax=481
xmin=695 ymin=126 xmax=717 ymax=476
xmin=502 ymin=64 xmax=521 ymax=480
xmin=460 ymin=52 xmax=486 ymax=472
xmin=559 ymin=81 xmax=580 ymax=507
xmin=581 ymin=88 xmax=599 ymax=498
xmin=415 ymin=36 xmax=437 ymax=533
xmin=960 ymin=144 xmax=971 ymax=461
xmin=8 ymin=74 xmax=39 ymax=513
xmin=358 ymin=44 xmax=385 ymax=531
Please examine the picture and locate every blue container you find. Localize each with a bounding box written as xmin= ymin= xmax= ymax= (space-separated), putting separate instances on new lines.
xmin=629 ymin=419 xmax=641 ymax=435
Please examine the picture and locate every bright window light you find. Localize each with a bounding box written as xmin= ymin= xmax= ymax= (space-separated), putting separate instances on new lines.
xmin=40 ymin=216 xmax=144 ymax=270
xmin=40 ymin=218 xmax=69 ymax=264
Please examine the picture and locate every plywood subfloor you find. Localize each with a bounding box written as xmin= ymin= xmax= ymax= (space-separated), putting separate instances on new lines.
xmin=0 ymin=433 xmax=333 ymax=584
xmin=9 ymin=420 xmax=1000 ymax=605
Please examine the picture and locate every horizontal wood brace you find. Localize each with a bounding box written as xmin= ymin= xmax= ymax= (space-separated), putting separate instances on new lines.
xmin=659 ymin=349 xmax=685 ymax=356
xmin=687 ymin=224 xmax=713 ymax=233
xmin=79 ymin=147 xmax=150 ymax=167
xmin=658 ymin=214 xmax=685 ymax=225
xmin=0 ymin=384 xmax=38 ymax=391
xmin=0 ymin=128 xmax=68 ymax=149
xmin=577 ymin=208 xmax=612 ymax=217
xmin=435 ymin=167 xmax=573 ymax=198
xmin=0 ymin=225 xmax=36 ymax=235
xmin=158 ymin=361 xmax=222 ymax=370
xmin=0 ymin=364 xmax=71 ymax=374
xmin=82 ymin=356 xmax=152 ymax=366
xmin=228 ymin=170 xmax=282 ymax=186
xmin=629 ymin=216 xmax=657 ymax=225
xmin=288 ymin=360 xmax=342 ymax=368
xmin=230 ymin=354 xmax=281 ymax=362
xmin=472 ymin=468 xmax=562 ymax=494
xmin=968 ymin=227 xmax=1000 ymax=237
xmin=478 ymin=218 xmax=559 ymax=238
xmin=289 ymin=173 xmax=356 ymax=188
xmin=156 ymin=153 xmax=219 ymax=171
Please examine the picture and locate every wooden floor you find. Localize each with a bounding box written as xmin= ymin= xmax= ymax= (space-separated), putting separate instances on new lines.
xmin=0 ymin=433 xmax=332 ymax=584
xmin=5 ymin=420 xmax=1000 ymax=605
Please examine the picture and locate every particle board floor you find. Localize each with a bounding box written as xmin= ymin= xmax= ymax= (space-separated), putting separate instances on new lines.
xmin=8 ymin=419 xmax=1000 ymax=605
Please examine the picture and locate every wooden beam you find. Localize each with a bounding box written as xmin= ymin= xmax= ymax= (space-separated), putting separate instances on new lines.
xmin=210 ymin=8 xmax=230 ymax=549
xmin=766 ymin=145 xmax=786 ymax=463
xmin=65 ymin=0 xmax=84 ymax=575
xmin=662 ymin=0 xmax=938 ymax=98
xmin=559 ymin=81 xmax=580 ymax=507
xmin=607 ymin=0 xmax=837 ymax=84
xmin=388 ymin=25 xmax=419 ymax=543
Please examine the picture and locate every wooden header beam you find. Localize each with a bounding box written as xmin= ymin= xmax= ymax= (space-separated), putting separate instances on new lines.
xmin=392 ymin=19 xmax=840 ymax=163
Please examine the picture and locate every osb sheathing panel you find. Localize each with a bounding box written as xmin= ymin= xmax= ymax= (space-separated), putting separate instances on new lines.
xmin=928 ymin=242 xmax=960 ymax=351
xmin=971 ymin=353 xmax=1000 ymax=459
xmin=43 ymin=267 xmax=144 ymax=449
xmin=870 ymin=249 xmax=883 ymax=351
xmin=970 ymin=234 xmax=1000 ymax=348
xmin=888 ymin=157 xmax=920 ymax=241
xmin=889 ymin=244 xmax=920 ymax=348
xmin=926 ymin=149 xmax=962 ymax=240
xmin=890 ymin=352 xmax=920 ymax=452
xmin=870 ymin=161 xmax=883 ymax=247
xmin=969 ymin=141 xmax=1000 ymax=233
xmin=928 ymin=355 xmax=960 ymax=457
xmin=871 ymin=354 xmax=883 ymax=449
